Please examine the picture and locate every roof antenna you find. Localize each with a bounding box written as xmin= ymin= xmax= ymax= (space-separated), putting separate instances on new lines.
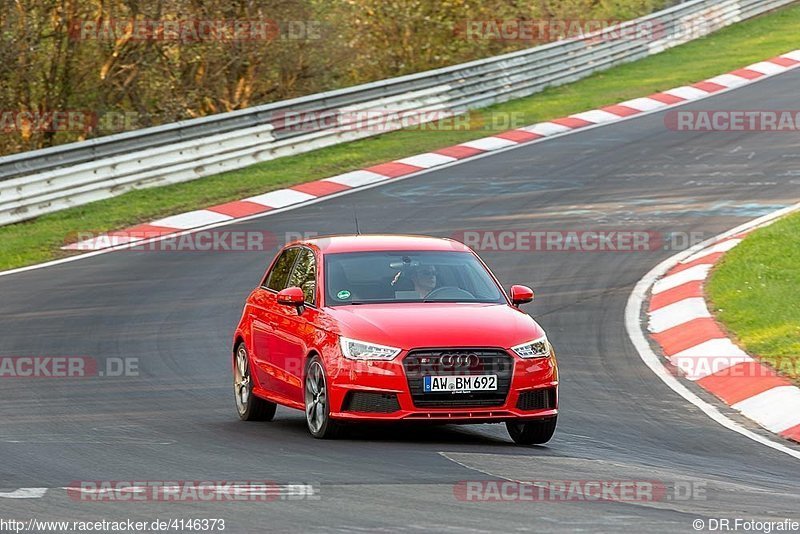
xmin=352 ymin=204 xmax=361 ymax=236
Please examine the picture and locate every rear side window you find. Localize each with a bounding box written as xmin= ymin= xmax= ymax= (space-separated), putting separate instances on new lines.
xmin=288 ymin=248 xmax=317 ymax=305
xmin=264 ymin=248 xmax=300 ymax=291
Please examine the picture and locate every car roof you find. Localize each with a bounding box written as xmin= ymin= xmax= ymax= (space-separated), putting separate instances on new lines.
xmin=293 ymin=234 xmax=472 ymax=254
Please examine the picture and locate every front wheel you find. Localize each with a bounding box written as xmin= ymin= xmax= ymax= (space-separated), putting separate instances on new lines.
xmin=304 ymin=356 xmax=342 ymax=439
xmin=506 ymin=416 xmax=557 ymax=445
xmin=234 ymin=343 xmax=277 ymax=421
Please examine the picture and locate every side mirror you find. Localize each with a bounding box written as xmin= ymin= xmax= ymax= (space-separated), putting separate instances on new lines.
xmin=510 ymin=285 xmax=534 ymax=306
xmin=277 ymin=287 xmax=305 ymax=308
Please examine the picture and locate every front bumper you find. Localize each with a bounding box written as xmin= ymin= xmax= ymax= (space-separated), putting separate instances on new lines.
xmin=326 ymin=348 xmax=558 ymax=423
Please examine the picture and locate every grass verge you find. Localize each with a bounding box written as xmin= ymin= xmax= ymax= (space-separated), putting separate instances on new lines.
xmin=706 ymin=212 xmax=800 ymax=383
xmin=3 ymin=3 xmax=800 ymax=271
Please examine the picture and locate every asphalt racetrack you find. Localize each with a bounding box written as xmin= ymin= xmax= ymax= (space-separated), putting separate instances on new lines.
xmin=1 ymin=69 xmax=799 ymax=533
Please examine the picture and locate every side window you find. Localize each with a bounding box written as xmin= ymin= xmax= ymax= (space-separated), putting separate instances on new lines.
xmin=264 ymin=248 xmax=300 ymax=291
xmin=288 ymin=248 xmax=317 ymax=305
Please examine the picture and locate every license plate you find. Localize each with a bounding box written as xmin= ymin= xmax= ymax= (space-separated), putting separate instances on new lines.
xmin=423 ymin=375 xmax=497 ymax=393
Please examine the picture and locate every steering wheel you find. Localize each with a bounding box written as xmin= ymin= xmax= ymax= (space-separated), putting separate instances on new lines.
xmin=425 ymin=286 xmax=475 ymax=300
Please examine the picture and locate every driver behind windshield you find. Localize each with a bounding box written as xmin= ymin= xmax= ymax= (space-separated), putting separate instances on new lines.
xmin=408 ymin=265 xmax=437 ymax=299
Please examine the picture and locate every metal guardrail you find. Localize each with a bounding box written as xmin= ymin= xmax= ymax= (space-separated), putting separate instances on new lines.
xmin=0 ymin=0 xmax=794 ymax=225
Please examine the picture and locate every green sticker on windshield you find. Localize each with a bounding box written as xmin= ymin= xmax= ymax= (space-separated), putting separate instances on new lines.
xmin=337 ymin=290 xmax=351 ymax=300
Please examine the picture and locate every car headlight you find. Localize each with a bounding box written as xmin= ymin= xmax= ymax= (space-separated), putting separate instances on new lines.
xmin=339 ymin=337 xmax=401 ymax=361
xmin=512 ymin=335 xmax=551 ymax=359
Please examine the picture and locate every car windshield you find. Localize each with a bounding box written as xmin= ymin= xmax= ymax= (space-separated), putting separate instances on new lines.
xmin=324 ymin=250 xmax=506 ymax=306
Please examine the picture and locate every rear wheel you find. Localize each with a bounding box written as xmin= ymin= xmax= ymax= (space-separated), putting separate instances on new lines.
xmin=506 ymin=416 xmax=557 ymax=445
xmin=304 ymin=355 xmax=342 ymax=439
xmin=234 ymin=343 xmax=277 ymax=421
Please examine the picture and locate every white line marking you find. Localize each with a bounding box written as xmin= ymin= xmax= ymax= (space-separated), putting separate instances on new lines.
xmin=63 ymin=234 xmax=143 ymax=251
xmin=0 ymin=485 xmax=319 ymax=499
xmin=66 ymin=484 xmax=312 ymax=495
xmin=626 ymin=201 xmax=800 ymax=461
xmin=437 ymin=452 xmax=516 ymax=481
xmin=0 ymin=488 xmax=48 ymax=499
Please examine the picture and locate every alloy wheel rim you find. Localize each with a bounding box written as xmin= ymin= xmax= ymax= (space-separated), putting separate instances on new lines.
xmin=234 ymin=346 xmax=250 ymax=414
xmin=305 ymin=362 xmax=327 ymax=433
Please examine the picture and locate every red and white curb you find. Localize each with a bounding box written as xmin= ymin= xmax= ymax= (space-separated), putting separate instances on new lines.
xmin=64 ymin=50 xmax=800 ymax=251
xmin=643 ymin=211 xmax=800 ymax=445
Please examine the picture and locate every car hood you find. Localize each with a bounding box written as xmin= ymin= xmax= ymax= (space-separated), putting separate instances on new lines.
xmin=325 ymin=302 xmax=544 ymax=350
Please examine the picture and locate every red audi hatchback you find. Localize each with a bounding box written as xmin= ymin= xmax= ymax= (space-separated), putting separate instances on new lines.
xmin=232 ymin=235 xmax=558 ymax=444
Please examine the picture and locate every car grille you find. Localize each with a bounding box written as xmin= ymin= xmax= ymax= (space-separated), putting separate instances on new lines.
xmin=342 ymin=391 xmax=401 ymax=413
xmin=516 ymin=387 xmax=557 ymax=411
xmin=403 ymin=349 xmax=514 ymax=408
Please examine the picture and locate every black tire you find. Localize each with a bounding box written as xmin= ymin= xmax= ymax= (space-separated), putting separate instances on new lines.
xmin=304 ymin=355 xmax=343 ymax=439
xmin=506 ymin=416 xmax=557 ymax=445
xmin=234 ymin=342 xmax=277 ymax=422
